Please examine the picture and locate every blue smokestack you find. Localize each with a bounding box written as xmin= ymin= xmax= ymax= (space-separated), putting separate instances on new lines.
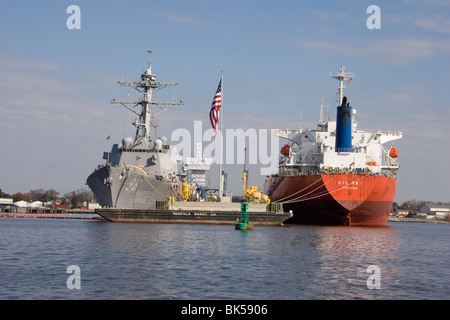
xmin=335 ymin=96 xmax=352 ymax=152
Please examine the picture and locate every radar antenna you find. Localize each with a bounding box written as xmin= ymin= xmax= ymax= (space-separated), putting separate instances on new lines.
xmin=329 ymin=65 xmax=354 ymax=106
xmin=111 ymin=50 xmax=184 ymax=142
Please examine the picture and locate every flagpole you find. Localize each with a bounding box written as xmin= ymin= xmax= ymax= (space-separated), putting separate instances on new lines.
xmin=106 ymin=132 xmax=111 ymax=164
xmin=218 ymin=70 xmax=224 ymax=201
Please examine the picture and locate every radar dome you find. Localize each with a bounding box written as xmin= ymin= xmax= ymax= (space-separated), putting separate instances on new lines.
xmin=154 ymin=139 xmax=163 ymax=149
xmin=122 ymin=137 xmax=133 ymax=148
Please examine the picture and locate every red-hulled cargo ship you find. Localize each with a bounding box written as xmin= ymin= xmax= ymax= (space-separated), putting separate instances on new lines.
xmin=263 ymin=66 xmax=402 ymax=226
xmin=264 ymin=173 xmax=396 ymax=225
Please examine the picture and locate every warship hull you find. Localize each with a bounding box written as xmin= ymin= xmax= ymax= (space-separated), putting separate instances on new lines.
xmin=87 ymin=165 xmax=174 ymax=209
xmin=264 ymin=174 xmax=396 ymax=226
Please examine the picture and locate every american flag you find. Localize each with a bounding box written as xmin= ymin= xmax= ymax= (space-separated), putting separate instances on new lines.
xmin=209 ymin=78 xmax=222 ymax=138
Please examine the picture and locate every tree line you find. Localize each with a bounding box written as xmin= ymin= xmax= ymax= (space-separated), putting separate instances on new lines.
xmin=0 ymin=187 xmax=95 ymax=208
xmin=1 ymin=188 xmax=447 ymax=212
xmin=393 ymin=199 xmax=450 ymax=215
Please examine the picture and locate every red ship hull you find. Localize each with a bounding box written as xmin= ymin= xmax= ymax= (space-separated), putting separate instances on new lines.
xmin=263 ymin=174 xmax=396 ymax=226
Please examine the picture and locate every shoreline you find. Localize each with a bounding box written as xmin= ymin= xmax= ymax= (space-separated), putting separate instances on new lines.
xmin=388 ymin=217 xmax=448 ymax=224
xmin=0 ymin=212 xmax=104 ymax=220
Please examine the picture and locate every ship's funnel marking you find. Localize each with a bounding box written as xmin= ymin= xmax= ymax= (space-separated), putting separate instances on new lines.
xmin=335 ymin=96 xmax=352 ymax=152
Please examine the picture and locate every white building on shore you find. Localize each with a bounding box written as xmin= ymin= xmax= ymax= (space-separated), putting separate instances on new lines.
xmin=0 ymin=198 xmax=13 ymax=205
xmin=420 ymin=204 xmax=450 ymax=220
xmin=14 ymin=200 xmax=29 ymax=207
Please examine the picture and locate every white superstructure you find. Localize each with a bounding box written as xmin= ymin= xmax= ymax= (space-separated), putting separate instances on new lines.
xmin=183 ymin=143 xmax=213 ymax=187
xmin=276 ymin=66 xmax=402 ymax=177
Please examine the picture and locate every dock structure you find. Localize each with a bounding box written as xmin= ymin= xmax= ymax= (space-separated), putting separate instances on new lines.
xmin=1 ymin=201 xmax=293 ymax=225
xmin=96 ymin=201 xmax=292 ymax=226
xmin=0 ymin=206 xmax=96 ymax=214
xmin=0 ymin=205 xmax=103 ymax=220
xmin=0 ymin=212 xmax=104 ymax=220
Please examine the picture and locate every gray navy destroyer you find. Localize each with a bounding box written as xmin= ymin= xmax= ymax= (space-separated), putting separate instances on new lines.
xmin=87 ymin=50 xmax=185 ymax=210
xmin=87 ymin=51 xmax=292 ymax=225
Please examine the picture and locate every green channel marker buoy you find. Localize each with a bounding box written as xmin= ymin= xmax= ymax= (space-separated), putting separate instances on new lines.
xmin=235 ymin=200 xmax=253 ymax=230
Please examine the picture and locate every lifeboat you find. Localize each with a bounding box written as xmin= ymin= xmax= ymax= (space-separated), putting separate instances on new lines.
xmin=389 ymin=147 xmax=399 ymax=158
xmin=280 ymin=144 xmax=290 ymax=156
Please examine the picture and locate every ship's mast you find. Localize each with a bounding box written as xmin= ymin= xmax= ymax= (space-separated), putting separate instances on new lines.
xmin=144 ymin=50 xmax=153 ymax=138
xmin=319 ymin=97 xmax=324 ymax=125
xmin=329 ymin=65 xmax=354 ymax=105
xmin=111 ymin=50 xmax=184 ymax=145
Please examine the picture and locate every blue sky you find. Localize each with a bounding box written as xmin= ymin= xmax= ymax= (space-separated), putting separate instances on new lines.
xmin=0 ymin=0 xmax=449 ymax=203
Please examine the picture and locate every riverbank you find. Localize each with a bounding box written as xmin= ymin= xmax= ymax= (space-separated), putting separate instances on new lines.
xmin=0 ymin=206 xmax=95 ymax=214
xmin=388 ymin=217 xmax=448 ymax=223
xmin=0 ymin=212 xmax=104 ymax=220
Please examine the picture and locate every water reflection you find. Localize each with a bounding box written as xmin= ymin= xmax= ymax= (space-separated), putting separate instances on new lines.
xmin=307 ymin=225 xmax=400 ymax=299
xmin=1 ymin=219 xmax=447 ymax=299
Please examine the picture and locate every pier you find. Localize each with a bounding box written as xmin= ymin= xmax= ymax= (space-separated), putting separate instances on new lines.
xmin=0 ymin=206 xmax=96 ymax=214
xmin=0 ymin=206 xmax=104 ymax=220
xmin=388 ymin=217 xmax=448 ymax=224
xmin=0 ymin=212 xmax=104 ymax=220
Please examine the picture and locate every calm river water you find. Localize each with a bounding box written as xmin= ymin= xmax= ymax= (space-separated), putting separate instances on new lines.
xmin=0 ymin=218 xmax=448 ymax=300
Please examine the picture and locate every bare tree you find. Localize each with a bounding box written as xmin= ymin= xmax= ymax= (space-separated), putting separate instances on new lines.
xmin=399 ymin=199 xmax=427 ymax=214
xmin=64 ymin=188 xmax=94 ymax=208
xmin=29 ymin=189 xmax=45 ymax=202
xmin=45 ymin=189 xmax=60 ymax=202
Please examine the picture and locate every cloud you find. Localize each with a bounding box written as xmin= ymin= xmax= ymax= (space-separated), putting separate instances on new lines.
xmin=296 ymin=36 xmax=450 ymax=66
xmin=0 ymin=58 xmax=63 ymax=71
xmin=0 ymin=57 xmax=115 ymax=194
xmin=413 ymin=14 xmax=450 ymax=34
xmin=384 ymin=10 xmax=450 ymax=34
xmin=367 ymin=37 xmax=450 ymax=64
xmin=362 ymin=82 xmax=450 ymax=202
xmin=403 ymin=0 xmax=450 ymax=7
